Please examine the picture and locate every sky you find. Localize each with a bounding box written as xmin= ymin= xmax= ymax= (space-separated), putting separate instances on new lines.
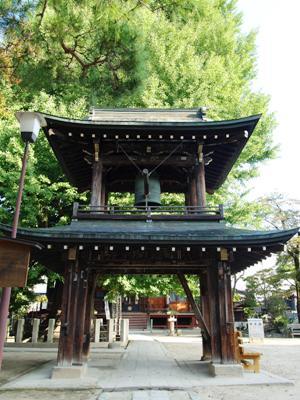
xmin=237 ymin=0 xmax=300 ymax=201
xmin=234 ymin=1 xmax=300 ymax=286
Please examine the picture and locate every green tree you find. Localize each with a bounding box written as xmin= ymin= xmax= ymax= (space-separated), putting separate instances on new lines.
xmin=0 ymin=0 xmax=280 ymax=305
xmin=243 ymin=268 xmax=289 ymax=327
xmin=256 ymin=194 xmax=299 ymax=321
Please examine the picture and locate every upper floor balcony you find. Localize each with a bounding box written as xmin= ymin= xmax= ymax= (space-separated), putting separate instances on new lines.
xmin=72 ymin=203 xmax=224 ymax=222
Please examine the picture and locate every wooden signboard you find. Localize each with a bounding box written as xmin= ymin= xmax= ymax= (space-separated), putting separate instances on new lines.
xmin=0 ymin=238 xmax=35 ymax=287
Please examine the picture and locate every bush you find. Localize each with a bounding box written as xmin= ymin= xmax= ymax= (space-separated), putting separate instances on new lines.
xmin=273 ymin=315 xmax=289 ymax=333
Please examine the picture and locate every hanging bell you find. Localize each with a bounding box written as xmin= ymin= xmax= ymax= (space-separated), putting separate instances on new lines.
xmin=134 ymin=169 xmax=161 ymax=207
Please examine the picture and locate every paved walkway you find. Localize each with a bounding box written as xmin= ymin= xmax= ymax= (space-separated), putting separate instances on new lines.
xmin=97 ymin=390 xmax=201 ymax=399
xmin=95 ymin=334 xmax=209 ymax=390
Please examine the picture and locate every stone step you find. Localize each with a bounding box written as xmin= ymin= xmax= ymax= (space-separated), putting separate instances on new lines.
xmin=122 ymin=313 xmax=148 ymax=330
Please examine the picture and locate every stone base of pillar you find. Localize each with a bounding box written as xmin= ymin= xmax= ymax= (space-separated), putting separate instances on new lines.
xmin=51 ymin=364 xmax=87 ymax=379
xmin=209 ymin=362 xmax=243 ymax=377
xmin=108 ymin=341 xmax=122 ymax=349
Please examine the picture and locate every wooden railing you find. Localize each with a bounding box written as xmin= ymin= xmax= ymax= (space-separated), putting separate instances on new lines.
xmin=72 ymin=203 xmax=224 ymax=221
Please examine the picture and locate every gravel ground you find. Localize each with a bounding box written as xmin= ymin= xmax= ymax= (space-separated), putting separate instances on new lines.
xmin=159 ymin=336 xmax=300 ymax=400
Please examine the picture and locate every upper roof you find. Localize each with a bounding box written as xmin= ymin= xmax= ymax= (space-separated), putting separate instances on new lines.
xmin=88 ymin=107 xmax=207 ymax=123
xmin=38 ymin=110 xmax=261 ymax=193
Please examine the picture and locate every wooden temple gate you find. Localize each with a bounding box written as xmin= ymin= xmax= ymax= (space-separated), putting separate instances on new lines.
xmin=1 ymin=108 xmax=297 ymax=376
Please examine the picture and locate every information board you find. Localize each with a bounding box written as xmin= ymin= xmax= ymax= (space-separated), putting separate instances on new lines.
xmin=247 ymin=318 xmax=264 ymax=341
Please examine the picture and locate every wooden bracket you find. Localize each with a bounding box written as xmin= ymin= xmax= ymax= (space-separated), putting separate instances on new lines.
xmin=94 ymin=142 xmax=100 ymax=162
xmin=220 ymin=247 xmax=229 ymax=261
xmin=68 ymin=247 xmax=77 ymax=261
xmin=198 ymin=144 xmax=203 ymax=163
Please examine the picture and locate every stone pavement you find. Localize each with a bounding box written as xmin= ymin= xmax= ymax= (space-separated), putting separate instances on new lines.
xmin=0 ymin=333 xmax=292 ymax=392
xmin=97 ymin=389 xmax=202 ymax=399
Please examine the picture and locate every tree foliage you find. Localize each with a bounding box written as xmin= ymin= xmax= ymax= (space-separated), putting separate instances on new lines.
xmin=256 ymin=194 xmax=300 ymax=321
xmin=243 ymin=268 xmax=289 ymax=328
xmin=0 ymin=0 xmax=282 ymax=301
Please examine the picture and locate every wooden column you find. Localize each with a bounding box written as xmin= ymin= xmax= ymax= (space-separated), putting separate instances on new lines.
xmin=207 ymin=262 xmax=222 ymax=363
xmin=101 ymin=181 xmax=106 ymax=207
xmin=90 ymin=141 xmax=103 ymax=207
xmin=195 ymin=160 xmax=206 ymax=208
xmin=190 ymin=147 xmax=206 ymax=208
xmin=82 ymin=271 xmax=97 ymax=363
xmin=57 ymin=248 xmax=78 ymax=366
xmin=224 ymin=264 xmax=236 ymax=362
xmin=72 ymin=266 xmax=88 ymax=365
xmin=185 ymin=191 xmax=190 ymax=207
xmin=206 ymin=255 xmax=236 ymax=364
xmin=189 ymin=175 xmax=198 ymax=207
xmin=199 ymin=271 xmax=212 ymax=360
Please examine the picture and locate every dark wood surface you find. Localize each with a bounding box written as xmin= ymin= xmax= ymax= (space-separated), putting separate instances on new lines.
xmin=200 ymin=272 xmax=212 ymax=360
xmin=82 ymin=272 xmax=97 ymax=363
xmin=0 ymin=241 xmax=30 ymax=287
xmin=73 ymin=267 xmax=88 ymax=364
xmin=90 ymin=160 xmax=103 ymax=207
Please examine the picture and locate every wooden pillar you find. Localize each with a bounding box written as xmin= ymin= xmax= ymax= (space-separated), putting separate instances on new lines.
xmin=90 ymin=149 xmax=103 ymax=207
xmin=57 ymin=248 xmax=78 ymax=366
xmin=82 ymin=271 xmax=97 ymax=363
xmin=199 ymin=271 xmax=212 ymax=360
xmin=224 ymin=264 xmax=236 ymax=362
xmin=185 ymin=191 xmax=190 ymax=207
xmin=190 ymin=151 xmax=206 ymax=209
xmin=101 ymin=181 xmax=106 ymax=207
xmin=195 ymin=162 xmax=206 ymax=207
xmin=47 ymin=280 xmax=63 ymax=319
xmin=207 ymin=255 xmax=236 ymax=364
xmin=207 ymin=262 xmax=222 ymax=363
xmin=72 ymin=266 xmax=88 ymax=365
xmin=189 ymin=175 xmax=198 ymax=207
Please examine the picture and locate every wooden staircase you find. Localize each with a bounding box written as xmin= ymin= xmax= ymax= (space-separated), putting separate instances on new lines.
xmin=122 ymin=312 xmax=148 ymax=330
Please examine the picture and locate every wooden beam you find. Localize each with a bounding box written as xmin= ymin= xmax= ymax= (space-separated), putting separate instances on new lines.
xmin=101 ymin=155 xmax=194 ymax=167
xmin=177 ymin=273 xmax=210 ymax=340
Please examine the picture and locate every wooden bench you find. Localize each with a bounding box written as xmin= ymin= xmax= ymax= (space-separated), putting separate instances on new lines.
xmin=288 ymin=323 xmax=300 ymax=338
xmin=234 ymin=331 xmax=261 ymax=373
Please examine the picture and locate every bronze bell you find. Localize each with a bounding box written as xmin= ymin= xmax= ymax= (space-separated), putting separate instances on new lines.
xmin=134 ymin=169 xmax=161 ymax=207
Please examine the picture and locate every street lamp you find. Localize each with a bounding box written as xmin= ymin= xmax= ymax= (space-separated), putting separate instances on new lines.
xmin=0 ymin=111 xmax=46 ymax=369
xmin=16 ymin=112 xmax=46 ymax=143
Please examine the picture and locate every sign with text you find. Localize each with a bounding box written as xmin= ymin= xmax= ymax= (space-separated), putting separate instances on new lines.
xmin=248 ymin=318 xmax=264 ymax=341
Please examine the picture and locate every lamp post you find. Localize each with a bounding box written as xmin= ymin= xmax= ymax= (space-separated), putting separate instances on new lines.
xmin=0 ymin=112 xmax=46 ymax=370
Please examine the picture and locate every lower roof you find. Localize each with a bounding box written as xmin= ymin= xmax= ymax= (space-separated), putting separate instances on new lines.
xmin=0 ymin=221 xmax=297 ymax=274
xmin=0 ymin=220 xmax=297 ymax=245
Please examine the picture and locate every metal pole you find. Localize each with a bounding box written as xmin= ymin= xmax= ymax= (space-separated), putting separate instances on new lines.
xmin=0 ymin=141 xmax=30 ymax=370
